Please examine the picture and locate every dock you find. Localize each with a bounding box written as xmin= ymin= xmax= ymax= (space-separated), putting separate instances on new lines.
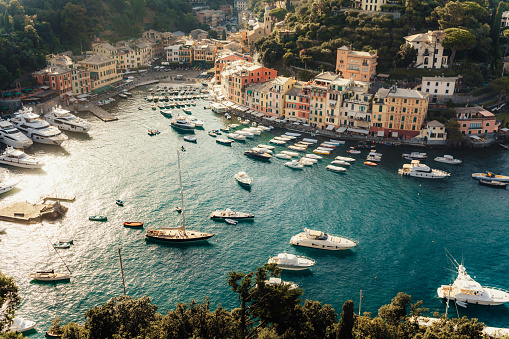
xmin=0 ymin=201 xmax=68 ymax=224
xmin=80 ymin=106 xmax=118 ymax=122
xmin=40 ymin=195 xmax=76 ymax=203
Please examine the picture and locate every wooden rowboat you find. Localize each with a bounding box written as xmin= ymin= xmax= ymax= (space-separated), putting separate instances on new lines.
xmin=364 ymin=161 xmax=377 ymax=166
xmin=123 ymin=222 xmax=144 ymax=228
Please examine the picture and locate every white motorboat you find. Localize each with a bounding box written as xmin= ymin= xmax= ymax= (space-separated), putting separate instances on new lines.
xmin=288 ymin=145 xmax=306 ymax=151
xmin=10 ymin=317 xmax=36 ymax=333
xmin=300 ymin=157 xmax=317 ymax=164
xmin=347 ymin=149 xmax=361 ymax=154
xmin=183 ymin=135 xmax=197 ymax=143
xmin=0 ymin=147 xmax=44 ymax=169
xmin=285 ymin=160 xmax=304 ymax=170
xmin=258 ymin=144 xmax=275 ymax=150
xmin=264 ymin=277 xmax=299 ymax=290
xmin=227 ymin=133 xmax=246 ymax=141
xmin=335 ymin=156 xmax=355 ymax=162
xmin=298 ymin=159 xmax=314 ymax=166
xmin=10 ymin=111 xmax=68 ymax=145
xmin=290 ymin=227 xmax=357 ymax=250
xmin=0 ymin=120 xmax=33 ymax=148
xmin=299 ymin=141 xmax=313 ymax=146
xmin=472 ymin=172 xmax=509 ymax=182
xmin=251 ymin=147 xmax=272 ymax=154
xmin=229 ymin=123 xmax=239 ymax=128
xmin=0 ymin=180 xmax=20 ymax=195
xmin=402 ymin=151 xmax=427 ymax=160
xmin=269 ymin=139 xmax=286 ymax=145
xmin=282 ymin=135 xmax=296 ymax=140
xmin=244 ymin=128 xmax=261 ymax=135
xmin=306 ymin=154 xmax=322 ymax=160
xmin=170 ymin=115 xmax=196 ymax=131
xmin=316 ymin=146 xmax=334 ymax=152
xmin=331 ymin=160 xmax=350 ymax=166
xmin=313 ymin=149 xmax=330 ymax=155
xmin=210 ymin=208 xmax=254 ymax=220
xmin=434 ymin=155 xmax=462 ymax=164
xmin=437 ymin=263 xmax=509 ymax=306
xmin=267 ymin=252 xmax=316 ymax=271
xmin=235 ymin=171 xmax=253 ymax=187
xmin=224 ymin=218 xmax=238 ymax=225
xmin=275 ymin=153 xmax=291 ymax=159
xmin=275 ymin=136 xmax=291 ymax=141
xmin=398 ymin=160 xmax=450 ymax=179
xmin=257 ymin=125 xmax=271 ymax=131
xmin=188 ymin=117 xmax=204 ymax=127
xmin=237 ymin=130 xmax=254 ymax=138
xmin=294 ymin=142 xmax=308 ymax=148
xmin=281 ymin=151 xmax=299 ymax=157
xmin=326 ymin=165 xmax=346 ymax=173
xmin=44 ymin=106 xmax=91 ymax=133
xmin=29 ymin=269 xmax=70 ymax=282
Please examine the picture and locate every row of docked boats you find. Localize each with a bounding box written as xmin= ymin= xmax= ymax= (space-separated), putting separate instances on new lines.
xmin=0 ymin=106 xmax=91 ymax=149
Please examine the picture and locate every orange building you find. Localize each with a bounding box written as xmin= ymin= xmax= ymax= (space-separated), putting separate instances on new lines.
xmin=336 ymin=46 xmax=378 ymax=82
xmin=32 ymin=66 xmax=72 ymax=95
xmin=214 ymin=51 xmax=252 ymax=83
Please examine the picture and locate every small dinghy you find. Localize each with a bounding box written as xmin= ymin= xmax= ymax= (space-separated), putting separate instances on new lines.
xmin=116 ymin=199 xmax=124 ymax=206
xmin=225 ymin=218 xmax=238 ymax=225
xmin=89 ymin=215 xmax=107 ymax=221
xmin=364 ymin=161 xmax=377 ymax=166
xmin=208 ymin=131 xmax=217 ymax=137
xmin=184 ymin=135 xmax=197 ymax=143
xmin=123 ymin=221 xmax=144 ymax=228
xmin=176 ymin=207 xmax=182 ymax=213
xmin=53 ymin=241 xmax=71 ymax=249
xmin=478 ymin=179 xmax=507 ymax=188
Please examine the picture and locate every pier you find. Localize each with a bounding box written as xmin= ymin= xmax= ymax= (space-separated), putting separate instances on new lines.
xmin=75 ymin=105 xmax=118 ymax=122
xmin=0 ymin=201 xmax=68 ymax=224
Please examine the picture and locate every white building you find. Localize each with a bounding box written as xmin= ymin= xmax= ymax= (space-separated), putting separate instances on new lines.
xmin=165 ymin=45 xmax=180 ymax=63
xmin=234 ymin=0 xmax=248 ymax=11
xmin=404 ymin=31 xmax=448 ymax=69
xmin=502 ymin=11 xmax=509 ymax=27
xmin=421 ymin=76 xmax=459 ymax=97
xmin=339 ymin=81 xmax=372 ymax=134
xmin=360 ymin=0 xmax=386 ymax=11
xmin=325 ymin=78 xmax=352 ymax=129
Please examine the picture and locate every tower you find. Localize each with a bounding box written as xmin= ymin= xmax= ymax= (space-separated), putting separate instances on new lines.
xmin=264 ymin=4 xmax=272 ymax=36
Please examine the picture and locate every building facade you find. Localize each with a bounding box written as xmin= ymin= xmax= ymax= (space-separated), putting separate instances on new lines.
xmin=80 ymin=55 xmax=122 ymax=90
xmin=339 ymin=81 xmax=372 ymax=134
xmin=32 ymin=66 xmax=73 ymax=95
xmin=360 ymin=0 xmax=387 ymax=11
xmin=71 ymin=68 xmax=91 ymax=95
xmin=284 ymin=82 xmax=310 ymax=123
xmin=371 ymin=87 xmax=429 ymax=139
xmin=336 ymin=46 xmax=378 ymax=82
xmin=404 ymin=31 xmax=448 ymax=69
xmin=454 ymin=106 xmax=499 ymax=135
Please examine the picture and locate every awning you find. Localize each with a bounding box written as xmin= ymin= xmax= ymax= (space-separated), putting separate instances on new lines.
xmin=356 ymin=112 xmax=368 ymax=119
xmin=348 ymin=128 xmax=369 ymax=135
xmin=77 ymin=94 xmax=89 ymax=98
xmin=392 ymin=132 xmax=398 ymax=137
xmin=470 ymin=135 xmax=481 ymax=140
xmin=337 ymin=126 xmax=347 ymax=133
xmin=326 ymin=125 xmax=335 ymax=131
xmin=287 ymin=117 xmax=297 ymax=122
xmin=377 ymin=131 xmax=384 ymax=137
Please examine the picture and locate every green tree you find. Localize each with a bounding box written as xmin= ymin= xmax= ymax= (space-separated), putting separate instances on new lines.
xmin=442 ymin=28 xmax=476 ymax=68
xmin=336 ymin=300 xmax=355 ymax=339
xmin=282 ymin=51 xmax=294 ymax=65
xmin=222 ymin=29 xmax=226 ymax=40
xmin=208 ymin=29 xmax=218 ymax=39
xmin=0 ymin=272 xmax=21 ymax=334
xmin=85 ymin=295 xmax=157 ymax=339
xmin=397 ymin=44 xmax=417 ymax=68
xmin=269 ymin=8 xmax=288 ymax=21
xmin=488 ymin=76 xmax=509 ymax=104
xmin=60 ymin=321 xmax=87 ymax=339
xmin=60 ymin=3 xmax=87 ymax=47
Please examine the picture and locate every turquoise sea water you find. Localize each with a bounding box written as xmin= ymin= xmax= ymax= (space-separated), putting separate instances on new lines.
xmin=1 ymin=86 xmax=508 ymax=337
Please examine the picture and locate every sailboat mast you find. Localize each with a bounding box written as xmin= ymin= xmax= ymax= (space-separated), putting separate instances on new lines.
xmin=177 ymin=150 xmax=185 ymax=231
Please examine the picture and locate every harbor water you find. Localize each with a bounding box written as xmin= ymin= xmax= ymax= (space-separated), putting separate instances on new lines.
xmin=1 ymin=86 xmax=508 ymax=337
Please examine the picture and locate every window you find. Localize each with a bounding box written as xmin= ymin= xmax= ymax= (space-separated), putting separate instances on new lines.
xmin=434 ymin=89 xmax=438 ymax=94
xmin=401 ymin=116 xmax=405 ymax=122
xmin=391 ymin=107 xmax=395 ymax=112
xmin=389 ymin=123 xmax=392 ymax=128
xmin=414 ymin=108 xmax=418 ymax=113
xmin=413 ymin=117 xmax=416 ymax=123
xmin=404 ymin=99 xmax=407 ymax=103
xmin=390 ymin=115 xmax=393 ymax=121
xmin=486 ymin=122 xmax=490 ymax=126
xmin=392 ymin=98 xmax=395 ymax=102
xmin=400 ymin=124 xmax=404 ymax=129
xmin=445 ymin=90 xmax=449 ymax=94
xmin=412 ymin=125 xmax=416 ymax=130
xmin=426 ymin=89 xmax=429 ymax=93
xmin=402 ymin=107 xmax=406 ymax=113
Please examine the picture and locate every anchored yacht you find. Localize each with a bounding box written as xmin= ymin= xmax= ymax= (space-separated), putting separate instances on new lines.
xmin=398 ymin=160 xmax=450 ymax=179
xmin=10 ymin=110 xmax=68 ymax=145
xmin=44 ymin=106 xmax=91 ymax=133
xmin=290 ymin=228 xmax=357 ymax=250
xmin=0 ymin=120 xmax=33 ymax=148
xmin=0 ymin=147 xmax=44 ymax=169
xmin=437 ymin=264 xmax=509 ymax=307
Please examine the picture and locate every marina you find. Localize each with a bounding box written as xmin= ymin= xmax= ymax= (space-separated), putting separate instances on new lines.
xmin=0 ymin=86 xmax=508 ymax=337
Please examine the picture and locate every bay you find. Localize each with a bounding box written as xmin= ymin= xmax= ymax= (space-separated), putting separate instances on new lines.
xmin=1 ymin=85 xmax=508 ymax=337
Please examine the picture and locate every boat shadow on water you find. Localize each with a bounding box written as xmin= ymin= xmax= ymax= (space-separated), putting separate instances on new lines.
xmin=144 ymin=237 xmax=214 ymax=247
xmin=29 ymin=278 xmax=70 ymax=285
xmin=291 ymin=246 xmax=358 ymax=259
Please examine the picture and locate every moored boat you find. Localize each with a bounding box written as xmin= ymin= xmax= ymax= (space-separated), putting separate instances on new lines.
xmin=398 ymin=160 xmax=450 ymax=179
xmin=0 ymin=147 xmax=44 ymax=169
xmin=267 ymin=252 xmax=315 ymax=271
xmin=10 ymin=317 xmax=36 ymax=333
xmin=210 ymin=208 xmax=254 ymax=220
xmin=89 ymin=215 xmax=107 ymax=221
xmin=216 ymin=138 xmax=233 ymax=145
xmin=364 ymin=161 xmax=377 ymax=166
xmin=285 ymin=160 xmax=304 ymax=170
xmin=29 ymin=270 xmax=70 ymax=282
xmin=434 ymin=155 xmax=462 ymax=164
xmin=244 ymin=149 xmax=271 ymax=161
xmin=235 ymin=171 xmax=253 ymax=187
xmin=184 ymin=135 xmax=197 ymax=143
xmin=478 ymin=179 xmax=507 ymax=188
xmin=290 ymin=228 xmax=357 ymax=250
xmin=402 ymin=152 xmax=427 ymax=160
xmin=471 ymin=172 xmax=509 ymax=182
xmin=326 ymin=165 xmax=346 ymax=173
xmin=124 ymin=221 xmax=144 ymax=228
xmin=275 ymin=153 xmax=291 ymax=159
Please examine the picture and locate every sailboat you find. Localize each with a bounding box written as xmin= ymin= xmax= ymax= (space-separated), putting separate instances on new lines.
xmin=145 ymin=150 xmax=215 ymax=243
xmin=30 ymin=232 xmax=72 ymax=282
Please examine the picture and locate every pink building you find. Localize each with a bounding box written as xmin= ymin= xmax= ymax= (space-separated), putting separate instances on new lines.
xmin=32 ymin=66 xmax=72 ymax=95
xmin=454 ymin=106 xmax=499 ymax=135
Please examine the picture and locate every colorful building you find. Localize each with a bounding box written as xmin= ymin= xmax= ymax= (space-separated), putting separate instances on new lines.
xmin=284 ymin=82 xmax=311 ymax=123
xmin=338 ymin=81 xmax=372 ymax=134
xmin=307 ymin=72 xmax=340 ymax=129
xmin=371 ymin=87 xmax=429 ymax=139
xmin=336 ymin=46 xmax=378 ymax=82
xmin=80 ymin=55 xmax=122 ymax=90
xmin=71 ymin=67 xmax=91 ymax=95
xmin=454 ymin=106 xmax=499 ymax=135
xmin=193 ymin=45 xmax=215 ymax=66
xmin=325 ymin=78 xmax=353 ymax=130
xmin=32 ymin=66 xmax=73 ymax=95
xmin=420 ymin=120 xmax=447 ymax=144
xmin=404 ymin=31 xmax=448 ymax=69
xmin=214 ymin=51 xmax=253 ymax=83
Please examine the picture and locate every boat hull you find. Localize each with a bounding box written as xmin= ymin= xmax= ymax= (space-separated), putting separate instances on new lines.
xmin=0 ymin=158 xmax=44 ymax=169
xmin=145 ymin=229 xmax=215 ymax=243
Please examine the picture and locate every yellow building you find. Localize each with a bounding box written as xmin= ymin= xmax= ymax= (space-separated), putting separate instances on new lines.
xmin=80 ymin=55 xmax=122 ymax=90
xmin=371 ymin=87 xmax=429 ymax=139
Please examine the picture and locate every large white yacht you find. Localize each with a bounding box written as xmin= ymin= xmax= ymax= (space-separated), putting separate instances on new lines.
xmin=43 ymin=106 xmax=91 ymax=133
xmin=290 ymin=228 xmax=357 ymax=250
xmin=398 ymin=160 xmax=450 ymax=179
xmin=170 ymin=116 xmax=195 ymax=132
xmin=10 ymin=109 xmax=68 ymax=146
xmin=437 ymin=264 xmax=509 ymax=307
xmin=0 ymin=147 xmax=44 ymax=169
xmin=0 ymin=119 xmax=33 ymax=148
xmin=267 ymin=252 xmax=315 ymax=271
